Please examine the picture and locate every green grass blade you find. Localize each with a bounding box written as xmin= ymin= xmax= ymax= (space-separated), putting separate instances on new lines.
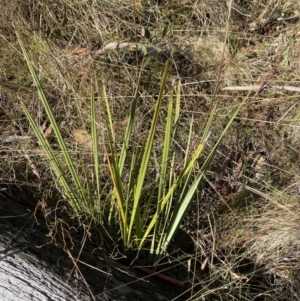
xmin=152 ymin=89 xmax=174 ymax=254
xmin=158 ymin=89 xmax=173 ymax=201
xmin=134 ymin=59 xmax=169 ymax=202
xmin=105 ymin=149 xmax=126 ymax=229
xmin=138 ymin=134 xmax=208 ymax=249
xmin=162 ymin=171 xmax=205 ymax=251
xmin=102 ymin=84 xmax=115 ymax=144
xmin=162 ymin=93 xmax=251 ymax=252
xmin=101 ymin=85 xmax=127 ymax=237
xmin=202 ymin=92 xmax=251 ymax=172
xmin=91 ymin=86 xmax=101 ymax=215
xmin=129 ymin=60 xmax=169 ymax=245
xmin=17 ymin=33 xmax=87 ymax=212
xmin=21 ymin=103 xmax=80 ymax=212
xmin=118 ymin=63 xmax=143 ymax=174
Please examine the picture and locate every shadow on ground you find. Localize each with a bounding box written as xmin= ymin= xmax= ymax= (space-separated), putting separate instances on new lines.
xmin=0 ymin=188 xmax=186 ymax=301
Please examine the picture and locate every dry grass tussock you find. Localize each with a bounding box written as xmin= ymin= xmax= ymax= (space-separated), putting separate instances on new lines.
xmin=1 ymin=0 xmax=300 ymax=300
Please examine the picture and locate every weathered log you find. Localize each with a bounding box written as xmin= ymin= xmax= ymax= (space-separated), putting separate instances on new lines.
xmin=0 ymin=193 xmax=185 ymax=301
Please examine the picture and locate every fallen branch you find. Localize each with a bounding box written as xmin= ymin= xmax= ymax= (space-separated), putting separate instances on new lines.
xmin=222 ymin=85 xmax=300 ymax=92
xmin=91 ymin=41 xmax=169 ymax=63
xmin=0 ymin=135 xmax=31 ymax=143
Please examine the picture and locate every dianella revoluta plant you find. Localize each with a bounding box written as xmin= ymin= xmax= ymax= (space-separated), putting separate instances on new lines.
xmin=102 ymin=58 xmax=248 ymax=259
xmin=18 ymin=33 xmax=249 ymax=260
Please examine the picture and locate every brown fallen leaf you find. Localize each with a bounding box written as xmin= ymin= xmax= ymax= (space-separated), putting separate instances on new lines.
xmin=72 ymin=129 xmax=92 ymax=150
xmin=44 ymin=124 xmax=53 ymax=138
